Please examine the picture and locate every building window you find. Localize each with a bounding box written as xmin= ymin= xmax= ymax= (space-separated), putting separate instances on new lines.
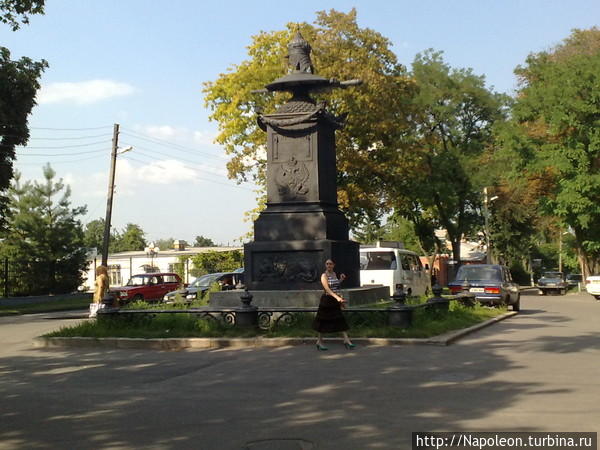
xmin=108 ymin=265 xmax=122 ymax=286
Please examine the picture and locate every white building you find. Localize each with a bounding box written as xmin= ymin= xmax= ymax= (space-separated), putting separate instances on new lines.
xmin=82 ymin=240 xmax=243 ymax=291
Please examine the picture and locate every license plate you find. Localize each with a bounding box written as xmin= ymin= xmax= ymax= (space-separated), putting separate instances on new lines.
xmin=470 ymin=288 xmax=484 ymax=293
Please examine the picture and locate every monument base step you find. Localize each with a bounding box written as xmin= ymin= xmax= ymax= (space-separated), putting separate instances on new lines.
xmin=209 ymin=286 xmax=390 ymax=308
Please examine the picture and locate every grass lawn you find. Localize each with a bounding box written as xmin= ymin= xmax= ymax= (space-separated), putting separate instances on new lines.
xmin=0 ymin=297 xmax=91 ymax=316
xmin=45 ymin=300 xmax=507 ymax=339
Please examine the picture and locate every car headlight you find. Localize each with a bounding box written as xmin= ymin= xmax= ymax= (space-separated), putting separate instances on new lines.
xmin=119 ymin=291 xmax=128 ymax=297
xmin=163 ymin=294 xmax=169 ymax=300
xmin=186 ymin=294 xmax=196 ymax=299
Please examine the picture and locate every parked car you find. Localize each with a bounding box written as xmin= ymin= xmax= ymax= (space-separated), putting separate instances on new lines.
xmin=163 ymin=271 xmax=244 ymax=303
xmin=585 ymin=275 xmax=600 ymax=300
xmin=448 ymin=264 xmax=520 ymax=311
xmin=359 ymin=242 xmax=430 ymax=296
xmin=537 ymin=271 xmax=567 ymax=295
xmin=566 ymin=273 xmax=583 ymax=288
xmin=110 ymin=272 xmax=183 ymax=304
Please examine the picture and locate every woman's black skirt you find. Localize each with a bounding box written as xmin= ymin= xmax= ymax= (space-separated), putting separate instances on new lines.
xmin=312 ymin=293 xmax=349 ymax=333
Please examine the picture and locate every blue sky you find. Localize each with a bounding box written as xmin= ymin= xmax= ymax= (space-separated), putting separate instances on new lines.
xmin=2 ymin=0 xmax=599 ymax=247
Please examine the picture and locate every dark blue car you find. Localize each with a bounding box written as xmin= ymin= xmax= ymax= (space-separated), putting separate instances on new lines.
xmin=448 ymin=264 xmax=520 ymax=311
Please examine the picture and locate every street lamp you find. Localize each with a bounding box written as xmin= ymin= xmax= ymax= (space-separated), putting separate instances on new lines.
xmin=145 ymin=242 xmax=159 ymax=272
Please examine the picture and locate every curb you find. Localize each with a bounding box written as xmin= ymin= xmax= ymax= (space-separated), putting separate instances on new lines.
xmin=33 ymin=311 xmax=518 ymax=351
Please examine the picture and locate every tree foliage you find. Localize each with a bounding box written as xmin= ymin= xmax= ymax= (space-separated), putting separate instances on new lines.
xmin=0 ymin=1 xmax=47 ymax=229
xmin=508 ymin=27 xmax=600 ymax=276
xmin=0 ymin=0 xmax=44 ymax=30
xmin=0 ymin=164 xmax=87 ymax=295
xmin=383 ymin=50 xmax=508 ymax=263
xmin=113 ymin=223 xmax=146 ymax=252
xmin=83 ymin=219 xmax=147 ymax=255
xmin=189 ymin=250 xmax=243 ymax=277
xmin=193 ymin=235 xmax=215 ymax=247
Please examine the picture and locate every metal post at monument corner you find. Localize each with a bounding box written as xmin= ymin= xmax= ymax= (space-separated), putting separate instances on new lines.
xmin=388 ymin=285 xmax=412 ymax=328
xmin=236 ymin=289 xmax=258 ymax=328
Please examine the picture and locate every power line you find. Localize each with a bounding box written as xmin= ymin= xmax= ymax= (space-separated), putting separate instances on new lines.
xmin=30 ymin=125 xmax=113 ymax=131
xmin=29 ymin=133 xmax=113 ymax=140
xmin=120 ymin=129 xmax=225 ymax=161
xmin=16 ymin=148 xmax=108 ymax=156
xmin=121 ymin=155 xmax=254 ymax=192
xmin=13 ymin=154 xmax=107 ymax=165
xmin=119 ymin=143 xmax=227 ymax=176
xmin=17 ymin=140 xmax=110 ymax=149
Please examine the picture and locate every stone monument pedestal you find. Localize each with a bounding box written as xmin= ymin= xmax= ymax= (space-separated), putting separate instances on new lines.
xmin=209 ymin=285 xmax=389 ymax=308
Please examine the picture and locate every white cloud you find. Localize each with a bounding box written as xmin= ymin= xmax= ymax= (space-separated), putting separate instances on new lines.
xmin=135 ymin=160 xmax=197 ymax=185
xmin=137 ymin=125 xmax=182 ymax=140
xmin=37 ymin=80 xmax=136 ymax=105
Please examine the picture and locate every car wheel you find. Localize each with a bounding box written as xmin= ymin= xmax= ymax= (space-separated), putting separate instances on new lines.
xmin=512 ymin=295 xmax=521 ymax=312
xmin=132 ymin=294 xmax=144 ymax=302
xmin=594 ymin=295 xmax=600 ymax=300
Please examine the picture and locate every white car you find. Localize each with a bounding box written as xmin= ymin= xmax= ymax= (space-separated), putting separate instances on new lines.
xmin=585 ymin=275 xmax=600 ymax=300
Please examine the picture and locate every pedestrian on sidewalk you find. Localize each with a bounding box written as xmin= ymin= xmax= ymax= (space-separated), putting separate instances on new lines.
xmin=313 ymin=259 xmax=355 ymax=351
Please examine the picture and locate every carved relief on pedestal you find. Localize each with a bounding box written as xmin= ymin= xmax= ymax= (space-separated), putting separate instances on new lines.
xmin=275 ymin=156 xmax=310 ymax=197
xmin=254 ymin=252 xmax=319 ymax=283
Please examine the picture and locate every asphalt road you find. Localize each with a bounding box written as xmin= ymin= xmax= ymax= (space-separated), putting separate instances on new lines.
xmin=0 ymin=291 xmax=598 ymax=450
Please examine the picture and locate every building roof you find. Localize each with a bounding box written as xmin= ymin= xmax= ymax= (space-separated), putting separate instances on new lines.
xmin=102 ymin=246 xmax=243 ymax=259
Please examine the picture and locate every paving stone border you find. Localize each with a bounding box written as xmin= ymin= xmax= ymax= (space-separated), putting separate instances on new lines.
xmin=33 ymin=311 xmax=517 ymax=351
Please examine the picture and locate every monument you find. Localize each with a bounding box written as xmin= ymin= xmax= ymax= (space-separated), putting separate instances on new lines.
xmin=211 ymin=32 xmax=388 ymax=306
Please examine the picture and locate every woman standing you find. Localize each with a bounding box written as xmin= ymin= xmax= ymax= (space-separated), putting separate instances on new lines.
xmin=312 ymin=259 xmax=356 ymax=350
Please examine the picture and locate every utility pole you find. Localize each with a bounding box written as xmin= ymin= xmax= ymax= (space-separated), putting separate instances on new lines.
xmin=101 ymin=123 xmax=120 ymax=267
xmin=483 ymin=187 xmax=491 ymax=264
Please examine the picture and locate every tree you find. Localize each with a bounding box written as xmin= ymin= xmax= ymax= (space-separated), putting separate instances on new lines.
xmin=508 ymin=27 xmax=600 ymax=277
xmin=154 ymin=237 xmax=174 ymax=251
xmin=203 ymin=9 xmax=416 ymax=226
xmin=0 ymin=1 xmax=47 ymax=229
xmin=0 ymin=0 xmax=45 ymax=30
xmin=384 ymin=51 xmax=508 ymax=264
xmin=113 ymin=224 xmax=146 ymax=252
xmin=0 ymin=164 xmax=87 ymax=295
xmin=193 ymin=235 xmax=215 ymax=247
xmin=189 ymin=250 xmax=243 ymax=277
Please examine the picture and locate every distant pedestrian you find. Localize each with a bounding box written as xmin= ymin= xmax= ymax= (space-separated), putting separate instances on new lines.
xmin=93 ymin=265 xmax=109 ymax=303
xmin=90 ymin=265 xmax=110 ymax=318
xmin=313 ymin=259 xmax=355 ymax=350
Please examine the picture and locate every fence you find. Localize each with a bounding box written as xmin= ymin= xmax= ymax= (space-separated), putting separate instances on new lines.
xmin=0 ymin=257 xmax=84 ymax=297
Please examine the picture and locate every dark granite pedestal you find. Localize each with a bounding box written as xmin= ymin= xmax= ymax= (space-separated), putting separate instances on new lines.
xmin=209 ymin=286 xmax=389 ymax=308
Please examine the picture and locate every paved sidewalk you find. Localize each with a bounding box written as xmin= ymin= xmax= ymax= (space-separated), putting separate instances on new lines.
xmin=0 ymin=293 xmax=598 ymax=449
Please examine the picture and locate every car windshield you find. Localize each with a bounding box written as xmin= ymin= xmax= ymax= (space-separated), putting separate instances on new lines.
xmin=456 ymin=265 xmax=501 ymax=281
xmin=543 ymin=272 xmax=563 ymax=278
xmin=191 ymin=274 xmax=221 ymax=287
xmin=126 ymin=276 xmax=148 ymax=286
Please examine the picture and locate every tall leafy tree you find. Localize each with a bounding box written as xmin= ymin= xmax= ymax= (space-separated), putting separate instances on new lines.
xmin=193 ymin=235 xmax=215 ymax=247
xmin=203 ymin=9 xmax=416 ymax=226
xmin=508 ymin=27 xmax=600 ymax=277
xmin=0 ymin=164 xmax=87 ymax=295
xmin=385 ymin=51 xmax=508 ymax=264
xmin=0 ymin=1 xmax=47 ymax=229
xmin=113 ymin=223 xmax=146 ymax=252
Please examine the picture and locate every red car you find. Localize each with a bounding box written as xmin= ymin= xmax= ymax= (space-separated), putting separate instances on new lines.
xmin=110 ymin=272 xmax=183 ymax=304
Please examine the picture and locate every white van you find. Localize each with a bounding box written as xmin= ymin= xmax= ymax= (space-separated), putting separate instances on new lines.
xmin=359 ymin=242 xmax=430 ymax=297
